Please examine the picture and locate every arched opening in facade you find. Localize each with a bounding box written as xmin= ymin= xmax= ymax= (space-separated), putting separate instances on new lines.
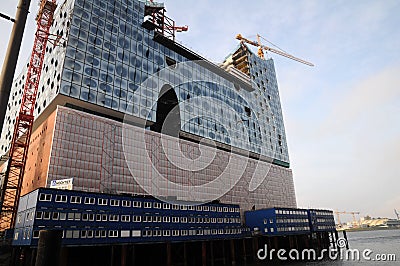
xmin=151 ymin=84 xmax=181 ymax=137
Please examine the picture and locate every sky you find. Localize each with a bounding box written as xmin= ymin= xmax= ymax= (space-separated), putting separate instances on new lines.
xmin=1 ymin=0 xmax=400 ymax=221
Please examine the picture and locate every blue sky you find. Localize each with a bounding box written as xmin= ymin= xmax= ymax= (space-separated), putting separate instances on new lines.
xmin=1 ymin=0 xmax=400 ymax=221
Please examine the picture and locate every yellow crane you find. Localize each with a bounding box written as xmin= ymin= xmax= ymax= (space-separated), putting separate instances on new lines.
xmin=335 ymin=210 xmax=360 ymax=227
xmin=236 ymin=34 xmax=314 ymax=67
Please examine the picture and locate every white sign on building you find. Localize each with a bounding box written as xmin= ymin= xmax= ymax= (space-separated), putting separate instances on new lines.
xmin=50 ymin=178 xmax=73 ymax=190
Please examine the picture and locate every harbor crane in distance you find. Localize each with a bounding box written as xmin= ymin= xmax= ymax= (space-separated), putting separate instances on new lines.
xmin=395 ymin=209 xmax=399 ymax=220
xmin=236 ymin=34 xmax=314 ymax=67
xmin=334 ymin=210 xmax=360 ymax=227
xmin=0 ymin=0 xmax=59 ymax=231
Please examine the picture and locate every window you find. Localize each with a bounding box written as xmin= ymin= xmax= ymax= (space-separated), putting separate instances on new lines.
xmin=143 ymin=230 xmax=152 ymax=237
xmin=109 ymin=214 xmax=119 ymax=222
xmin=172 ymin=230 xmax=179 ymax=236
xmin=88 ymin=213 xmax=94 ymax=221
xmin=98 ymin=198 xmax=108 ymax=205
xmin=144 ymin=202 xmax=152 ymax=208
xmin=43 ymin=212 xmax=51 ymax=220
xmin=55 ymin=195 xmax=67 ymax=202
xmin=132 ymin=230 xmax=141 ymax=237
xmin=82 ymin=213 xmax=88 ymax=221
xmin=163 ymin=216 xmax=170 ymax=222
xmin=110 ymin=199 xmax=120 ymax=206
xmin=39 ymin=193 xmax=52 ymax=201
xmin=59 ymin=213 xmax=66 ymax=220
xmin=121 ymin=230 xmax=130 ymax=238
xmin=66 ymin=230 xmax=73 ymax=239
xmin=122 ymin=200 xmax=131 ymax=207
xmin=163 ymin=230 xmax=170 ymax=237
xmin=35 ymin=211 xmax=43 ymax=220
xmin=181 ymin=230 xmax=188 ymax=236
xmin=84 ymin=197 xmax=95 ymax=204
xmin=143 ymin=216 xmax=152 ymax=222
xmin=132 ymin=201 xmax=141 ymax=208
xmin=70 ymin=196 xmax=81 ymax=204
xmin=165 ymin=56 xmax=176 ymax=68
xmin=133 ymin=215 xmax=142 ymax=222
xmin=180 ymin=205 xmax=187 ymax=210
xmin=14 ymin=232 xmax=19 ymax=240
xmin=172 ymin=217 xmax=179 ymax=223
xmin=52 ymin=212 xmax=59 ymax=220
xmin=172 ymin=205 xmax=179 ymax=210
xmin=109 ymin=230 xmax=118 ymax=238
xmin=33 ymin=231 xmax=40 ymax=239
xmin=180 ymin=217 xmax=187 ymax=223
xmin=154 ymin=202 xmax=161 ymax=209
xmin=163 ymin=203 xmax=170 ymax=209
xmin=121 ymin=215 xmax=130 ymax=222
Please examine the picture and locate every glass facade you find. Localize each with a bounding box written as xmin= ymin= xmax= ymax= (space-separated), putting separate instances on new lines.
xmin=0 ymin=0 xmax=295 ymax=210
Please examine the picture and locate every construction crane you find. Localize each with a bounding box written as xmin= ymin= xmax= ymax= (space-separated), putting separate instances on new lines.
xmin=236 ymin=34 xmax=314 ymax=67
xmin=334 ymin=210 xmax=360 ymax=227
xmin=143 ymin=0 xmax=188 ymax=41
xmin=395 ymin=209 xmax=399 ymax=220
xmin=0 ymin=0 xmax=58 ymax=231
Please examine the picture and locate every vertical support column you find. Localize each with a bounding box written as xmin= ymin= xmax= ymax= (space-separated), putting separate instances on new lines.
xmin=201 ymin=241 xmax=207 ymax=266
xmin=35 ymin=230 xmax=62 ymax=266
xmin=59 ymin=247 xmax=68 ymax=266
xmin=242 ymin=238 xmax=247 ymax=265
xmin=121 ymin=245 xmax=127 ymax=266
xmin=30 ymin=248 xmax=37 ymax=266
xmin=166 ymin=242 xmax=172 ymax=266
xmin=131 ymin=245 xmax=136 ymax=266
xmin=209 ymin=240 xmax=214 ymax=266
xmin=222 ymin=240 xmax=226 ymax=265
xmin=183 ymin=242 xmax=188 ymax=266
xmin=230 ymin=239 xmax=236 ymax=265
xmin=110 ymin=246 xmax=114 ymax=266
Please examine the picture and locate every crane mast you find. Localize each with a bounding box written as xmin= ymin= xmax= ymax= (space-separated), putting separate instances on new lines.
xmin=0 ymin=0 xmax=57 ymax=231
xmin=236 ymin=34 xmax=314 ymax=67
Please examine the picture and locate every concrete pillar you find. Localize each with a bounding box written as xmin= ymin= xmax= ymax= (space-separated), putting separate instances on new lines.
xmin=35 ymin=230 xmax=62 ymax=266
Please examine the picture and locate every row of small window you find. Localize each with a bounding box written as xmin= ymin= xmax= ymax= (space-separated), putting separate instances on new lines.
xmin=275 ymin=209 xmax=308 ymax=216
xmin=316 ymin=218 xmax=335 ymax=223
xmin=38 ymin=193 xmax=240 ymax=213
xmin=276 ymin=226 xmax=310 ymax=232
xmin=276 ymin=218 xmax=309 ymax=224
xmin=313 ymin=211 xmax=334 ymax=217
xmin=20 ymin=227 xmax=243 ymax=241
xmin=34 ymin=211 xmax=241 ymax=224
xmin=315 ymin=225 xmax=335 ymax=230
xmin=142 ymin=228 xmax=241 ymax=237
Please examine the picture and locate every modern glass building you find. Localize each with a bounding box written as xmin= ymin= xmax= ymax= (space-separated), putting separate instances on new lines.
xmin=0 ymin=0 xmax=296 ymax=214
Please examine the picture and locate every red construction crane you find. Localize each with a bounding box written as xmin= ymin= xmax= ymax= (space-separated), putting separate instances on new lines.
xmin=0 ymin=0 xmax=57 ymax=231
